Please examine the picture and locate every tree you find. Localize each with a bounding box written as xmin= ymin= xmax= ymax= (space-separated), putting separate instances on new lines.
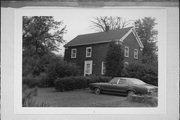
xmin=23 ymin=16 xmax=67 ymax=76
xmin=105 ymin=42 xmax=124 ymax=77
xmin=134 ymin=17 xmax=158 ymax=65
xmin=91 ymin=16 xmax=132 ymax=32
xmin=23 ymin=16 xmax=66 ymax=56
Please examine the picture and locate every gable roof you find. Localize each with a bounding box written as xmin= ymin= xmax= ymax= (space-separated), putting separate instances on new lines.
xmin=64 ymin=27 xmax=144 ymax=48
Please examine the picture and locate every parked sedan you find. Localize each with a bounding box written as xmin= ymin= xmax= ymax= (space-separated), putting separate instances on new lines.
xmin=89 ymin=77 xmax=158 ymax=96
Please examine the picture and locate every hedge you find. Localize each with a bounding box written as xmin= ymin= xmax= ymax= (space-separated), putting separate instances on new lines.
xmin=54 ymin=76 xmax=112 ymax=91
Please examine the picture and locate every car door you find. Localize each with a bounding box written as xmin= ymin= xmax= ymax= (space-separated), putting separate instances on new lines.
xmin=102 ymin=78 xmax=119 ymax=92
xmin=116 ymin=79 xmax=129 ymax=94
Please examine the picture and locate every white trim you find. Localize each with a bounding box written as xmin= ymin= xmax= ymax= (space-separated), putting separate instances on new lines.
xmin=86 ymin=47 xmax=92 ymax=57
xmin=101 ymin=61 xmax=106 ymax=75
xmin=134 ymin=49 xmax=138 ymax=59
xmin=124 ymin=46 xmax=129 ymax=57
xmin=84 ymin=60 xmax=93 ymax=76
xmin=120 ymin=28 xmax=144 ymax=49
xmin=71 ymin=48 xmax=77 ymax=58
xmin=132 ymin=28 xmax=144 ymax=48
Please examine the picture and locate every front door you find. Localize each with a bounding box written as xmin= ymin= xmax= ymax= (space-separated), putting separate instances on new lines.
xmin=84 ymin=60 xmax=92 ymax=76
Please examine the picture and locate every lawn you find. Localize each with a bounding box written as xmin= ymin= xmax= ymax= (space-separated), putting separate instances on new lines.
xmin=34 ymin=88 xmax=153 ymax=107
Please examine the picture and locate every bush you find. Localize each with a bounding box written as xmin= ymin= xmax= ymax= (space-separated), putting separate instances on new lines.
xmin=54 ymin=76 xmax=111 ymax=91
xmin=122 ymin=62 xmax=158 ymax=86
xmin=23 ymin=72 xmax=48 ymax=88
xmin=47 ymin=61 xmax=81 ymax=87
xmin=105 ymin=42 xmax=124 ymax=77
xmin=128 ymin=94 xmax=158 ymax=107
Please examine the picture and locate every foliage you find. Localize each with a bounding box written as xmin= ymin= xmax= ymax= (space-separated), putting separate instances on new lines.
xmin=23 ymin=72 xmax=48 ymax=88
xmin=46 ymin=59 xmax=81 ymax=87
xmin=105 ymin=42 xmax=124 ymax=77
xmin=122 ymin=62 xmax=158 ymax=86
xmin=23 ymin=16 xmax=66 ymax=55
xmin=54 ymin=76 xmax=112 ymax=92
xmin=135 ymin=17 xmax=158 ymax=65
xmin=22 ymin=85 xmax=50 ymax=107
xmin=91 ymin=16 xmax=132 ymax=32
xmin=128 ymin=94 xmax=158 ymax=107
xmin=23 ymin=16 xmax=66 ymax=77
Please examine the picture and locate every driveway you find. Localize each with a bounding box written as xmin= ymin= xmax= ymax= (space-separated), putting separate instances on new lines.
xmin=34 ymin=88 xmax=150 ymax=107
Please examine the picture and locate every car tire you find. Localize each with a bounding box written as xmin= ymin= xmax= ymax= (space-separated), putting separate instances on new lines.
xmin=127 ymin=91 xmax=135 ymax=97
xmin=94 ymin=88 xmax=101 ymax=95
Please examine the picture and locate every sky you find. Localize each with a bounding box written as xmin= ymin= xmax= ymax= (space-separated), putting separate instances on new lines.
xmin=50 ymin=8 xmax=164 ymax=55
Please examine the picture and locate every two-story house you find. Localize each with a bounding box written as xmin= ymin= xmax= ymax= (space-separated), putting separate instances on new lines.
xmin=64 ymin=27 xmax=144 ymax=76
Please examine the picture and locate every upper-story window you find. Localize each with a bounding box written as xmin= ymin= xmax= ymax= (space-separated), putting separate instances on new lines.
xmin=71 ymin=48 xmax=77 ymax=58
xmin=86 ymin=47 xmax=92 ymax=57
xmin=124 ymin=46 xmax=129 ymax=57
xmin=134 ymin=49 xmax=138 ymax=59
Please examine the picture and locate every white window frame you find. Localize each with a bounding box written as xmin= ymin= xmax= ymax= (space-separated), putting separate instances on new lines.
xmin=124 ymin=46 xmax=129 ymax=57
xmin=101 ymin=61 xmax=106 ymax=75
xmin=86 ymin=47 xmax=92 ymax=57
xmin=134 ymin=49 xmax=138 ymax=59
xmin=71 ymin=48 xmax=77 ymax=58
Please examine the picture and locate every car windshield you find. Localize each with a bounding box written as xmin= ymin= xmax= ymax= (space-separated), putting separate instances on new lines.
xmin=129 ymin=79 xmax=146 ymax=85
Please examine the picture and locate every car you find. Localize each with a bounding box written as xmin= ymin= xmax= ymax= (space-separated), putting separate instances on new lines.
xmin=89 ymin=77 xmax=158 ymax=97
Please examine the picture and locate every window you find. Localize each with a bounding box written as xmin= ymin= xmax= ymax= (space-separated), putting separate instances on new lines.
xmin=118 ymin=79 xmax=127 ymax=84
xmin=101 ymin=61 xmax=106 ymax=75
xmin=86 ymin=47 xmax=92 ymax=57
xmin=71 ymin=48 xmax=77 ymax=58
xmin=109 ymin=78 xmax=119 ymax=84
xmin=124 ymin=46 xmax=129 ymax=57
xmin=134 ymin=49 xmax=138 ymax=59
xmin=124 ymin=62 xmax=129 ymax=67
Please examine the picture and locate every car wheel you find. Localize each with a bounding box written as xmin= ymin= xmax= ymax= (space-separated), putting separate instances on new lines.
xmin=127 ymin=91 xmax=135 ymax=97
xmin=94 ymin=88 xmax=101 ymax=95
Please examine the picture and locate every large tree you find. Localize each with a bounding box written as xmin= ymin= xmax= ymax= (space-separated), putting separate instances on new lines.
xmin=91 ymin=16 xmax=132 ymax=32
xmin=23 ymin=16 xmax=66 ymax=76
xmin=23 ymin=16 xmax=66 ymax=56
xmin=134 ymin=17 xmax=158 ymax=65
xmin=105 ymin=42 xmax=124 ymax=77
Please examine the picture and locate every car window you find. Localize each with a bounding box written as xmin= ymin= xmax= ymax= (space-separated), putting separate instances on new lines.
xmin=128 ymin=79 xmax=145 ymax=85
xmin=118 ymin=79 xmax=127 ymax=84
xmin=109 ymin=78 xmax=119 ymax=84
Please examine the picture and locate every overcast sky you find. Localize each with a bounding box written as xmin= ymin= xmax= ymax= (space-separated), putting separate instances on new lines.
xmin=50 ymin=8 xmax=164 ymax=55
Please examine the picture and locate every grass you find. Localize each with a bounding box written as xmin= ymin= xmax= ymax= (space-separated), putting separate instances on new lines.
xmin=33 ymin=88 xmax=156 ymax=107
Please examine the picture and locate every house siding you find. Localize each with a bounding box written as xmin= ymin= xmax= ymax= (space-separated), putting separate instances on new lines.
xmin=64 ymin=43 xmax=109 ymax=75
xmin=122 ymin=32 xmax=142 ymax=64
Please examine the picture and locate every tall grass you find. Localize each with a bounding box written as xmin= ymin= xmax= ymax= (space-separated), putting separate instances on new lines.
xmin=22 ymin=85 xmax=50 ymax=107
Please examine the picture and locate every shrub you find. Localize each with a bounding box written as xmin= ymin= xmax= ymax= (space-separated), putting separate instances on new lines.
xmin=23 ymin=72 xmax=48 ymax=88
xmin=122 ymin=62 xmax=158 ymax=86
xmin=128 ymin=94 xmax=158 ymax=107
xmin=23 ymin=74 xmax=39 ymax=88
xmin=105 ymin=42 xmax=124 ymax=77
xmin=47 ymin=61 xmax=81 ymax=87
xmin=54 ymin=76 xmax=111 ymax=91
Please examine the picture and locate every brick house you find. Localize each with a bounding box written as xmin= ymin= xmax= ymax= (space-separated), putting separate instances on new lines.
xmin=64 ymin=27 xmax=144 ymax=76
